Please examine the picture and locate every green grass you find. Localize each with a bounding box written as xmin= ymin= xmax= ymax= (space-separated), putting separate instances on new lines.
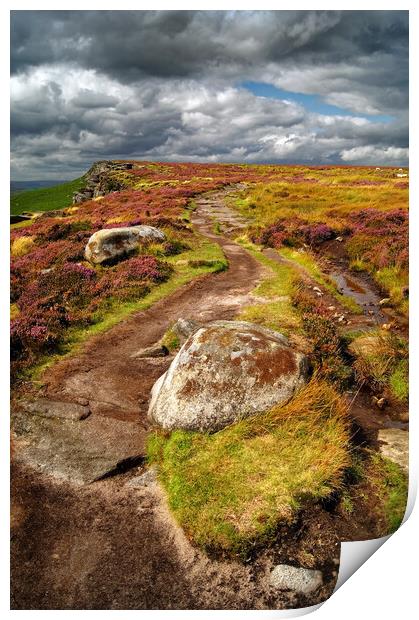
xmin=235 ymin=237 xmax=300 ymax=335
xmin=212 ymin=220 xmax=222 ymax=234
xmin=389 ymin=360 xmax=409 ymax=402
xmin=160 ymin=327 xmax=181 ymax=352
xmin=350 ymin=331 xmax=408 ymax=401
xmin=374 ymin=266 xmax=409 ymax=314
xmin=147 ymin=378 xmax=350 ymax=557
xmin=10 ymin=177 xmax=86 ymax=215
xmin=368 ymin=453 xmax=408 ymax=533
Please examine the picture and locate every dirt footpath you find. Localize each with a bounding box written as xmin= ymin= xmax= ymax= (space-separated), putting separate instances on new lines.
xmin=41 ymin=189 xmax=265 ymax=422
xmin=13 ymin=462 xmax=330 ymax=610
xmin=14 ymin=189 xmax=329 ymax=610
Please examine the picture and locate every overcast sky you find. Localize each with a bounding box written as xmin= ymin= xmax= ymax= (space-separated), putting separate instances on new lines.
xmin=10 ymin=10 xmax=408 ymax=180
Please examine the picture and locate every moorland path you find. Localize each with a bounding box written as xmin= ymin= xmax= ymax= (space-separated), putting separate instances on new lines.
xmin=40 ymin=186 xmax=266 ymax=425
xmin=14 ymin=187 xmax=329 ymax=610
xmin=12 ymin=184 xmax=407 ymax=609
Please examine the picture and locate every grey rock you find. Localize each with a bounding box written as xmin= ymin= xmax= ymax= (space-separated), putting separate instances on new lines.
xmin=131 ymin=345 xmax=169 ymax=359
xmin=85 ymin=225 xmax=165 ymax=264
xmin=378 ymin=428 xmax=409 ymax=472
xmin=148 ymin=320 xmax=308 ymax=433
xmin=20 ymin=398 xmax=90 ymax=421
xmin=171 ymin=318 xmax=202 ymax=341
xmin=125 ymin=467 xmax=157 ymax=489
xmin=378 ymin=298 xmax=391 ymax=307
xmin=269 ymin=565 xmax=323 ymax=596
xmin=12 ymin=412 xmax=145 ymax=484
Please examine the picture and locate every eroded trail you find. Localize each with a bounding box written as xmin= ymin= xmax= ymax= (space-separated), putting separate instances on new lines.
xmin=14 ymin=187 xmax=324 ymax=610
xmin=41 ymin=188 xmax=264 ymax=424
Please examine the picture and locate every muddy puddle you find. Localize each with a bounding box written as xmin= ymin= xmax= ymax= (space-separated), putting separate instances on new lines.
xmin=330 ymin=271 xmax=385 ymax=323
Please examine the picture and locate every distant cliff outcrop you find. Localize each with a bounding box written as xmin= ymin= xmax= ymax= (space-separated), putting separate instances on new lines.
xmin=72 ymin=160 xmax=134 ymax=204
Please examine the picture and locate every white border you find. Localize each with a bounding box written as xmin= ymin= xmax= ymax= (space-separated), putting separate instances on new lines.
xmin=2 ymin=3 xmax=416 ymax=619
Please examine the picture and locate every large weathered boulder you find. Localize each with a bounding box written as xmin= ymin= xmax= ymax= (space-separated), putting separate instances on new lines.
xmin=148 ymin=321 xmax=309 ymax=432
xmin=85 ymin=225 xmax=165 ymax=264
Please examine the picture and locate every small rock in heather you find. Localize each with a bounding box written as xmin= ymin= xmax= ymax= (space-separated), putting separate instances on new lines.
xmin=21 ymin=398 xmax=90 ymax=421
xmin=269 ymin=565 xmax=323 ymax=596
xmin=85 ymin=225 xmax=165 ymax=264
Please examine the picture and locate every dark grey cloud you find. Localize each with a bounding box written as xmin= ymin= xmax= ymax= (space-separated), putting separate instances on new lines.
xmin=10 ymin=10 xmax=409 ymax=178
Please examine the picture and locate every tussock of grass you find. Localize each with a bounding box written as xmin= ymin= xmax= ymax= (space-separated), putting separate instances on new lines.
xmin=350 ymin=331 xmax=408 ymax=401
xmin=160 ymin=326 xmax=181 ymax=352
xmin=375 ymin=266 xmax=408 ymax=313
xmin=389 ymin=360 xmax=409 ymax=402
xmin=148 ymin=378 xmax=350 ymax=556
xmin=10 ymin=303 xmax=20 ymax=319
xmin=11 ymin=235 xmax=36 ymax=257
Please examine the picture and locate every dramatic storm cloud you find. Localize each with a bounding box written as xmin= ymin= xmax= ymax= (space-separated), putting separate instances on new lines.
xmin=10 ymin=10 xmax=409 ymax=179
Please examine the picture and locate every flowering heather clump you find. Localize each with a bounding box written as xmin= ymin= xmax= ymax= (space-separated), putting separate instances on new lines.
xmin=112 ymin=256 xmax=173 ymax=287
xmin=254 ymin=218 xmax=335 ymax=249
xmin=346 ymin=209 xmax=408 ymax=270
xmin=300 ymin=223 xmax=335 ymax=245
xmin=11 ymin=252 xmax=173 ymax=372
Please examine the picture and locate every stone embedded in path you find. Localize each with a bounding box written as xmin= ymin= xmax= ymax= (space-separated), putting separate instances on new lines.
xmin=125 ymin=467 xmax=158 ymax=489
xmin=131 ymin=344 xmax=169 ymax=359
xmin=269 ymin=564 xmax=323 ymax=596
xmin=148 ymin=320 xmax=308 ymax=433
xmin=85 ymin=225 xmax=165 ymax=264
xmin=20 ymin=398 xmax=91 ymax=421
xmin=171 ymin=318 xmax=201 ymax=342
xmin=12 ymin=412 xmax=145 ymax=484
xmin=378 ymin=428 xmax=409 ymax=472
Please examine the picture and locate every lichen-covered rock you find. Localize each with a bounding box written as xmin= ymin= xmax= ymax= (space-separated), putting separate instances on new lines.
xmin=148 ymin=320 xmax=309 ymax=432
xmin=85 ymin=225 xmax=165 ymax=264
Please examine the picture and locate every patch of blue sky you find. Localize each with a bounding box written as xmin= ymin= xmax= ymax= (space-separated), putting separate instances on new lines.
xmin=241 ymin=81 xmax=393 ymax=123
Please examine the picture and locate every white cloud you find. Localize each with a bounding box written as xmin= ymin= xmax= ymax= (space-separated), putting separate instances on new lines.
xmin=340 ymin=145 xmax=409 ymax=164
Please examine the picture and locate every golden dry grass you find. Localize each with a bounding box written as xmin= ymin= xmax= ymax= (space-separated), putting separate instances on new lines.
xmin=11 ymin=235 xmax=36 ymax=257
xmin=148 ymin=378 xmax=350 ymax=555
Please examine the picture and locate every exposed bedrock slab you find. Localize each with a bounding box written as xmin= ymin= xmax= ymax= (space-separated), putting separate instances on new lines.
xmin=20 ymin=398 xmax=91 ymax=421
xmin=12 ymin=412 xmax=146 ymax=484
xmin=378 ymin=428 xmax=409 ymax=472
xmin=148 ymin=320 xmax=309 ymax=432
